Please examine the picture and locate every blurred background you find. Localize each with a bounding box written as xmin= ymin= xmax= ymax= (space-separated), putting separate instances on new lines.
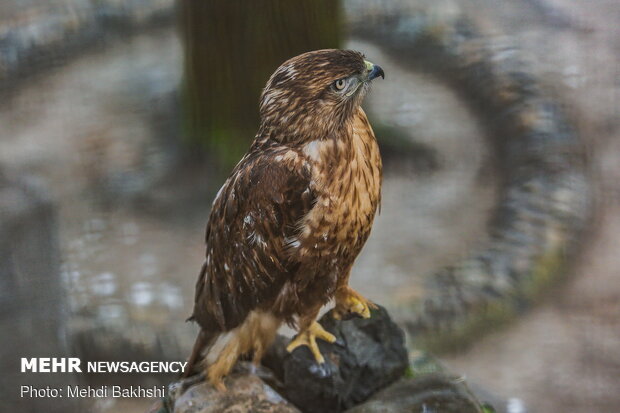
xmin=0 ymin=1 xmax=618 ymax=412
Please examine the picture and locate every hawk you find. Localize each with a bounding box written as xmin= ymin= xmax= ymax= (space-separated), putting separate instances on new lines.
xmin=184 ymin=49 xmax=384 ymax=390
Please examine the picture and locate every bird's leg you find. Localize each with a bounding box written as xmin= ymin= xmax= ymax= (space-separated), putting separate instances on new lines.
xmin=333 ymin=285 xmax=377 ymax=320
xmin=286 ymin=311 xmax=336 ymax=364
xmin=251 ymin=341 xmax=264 ymax=368
xmin=205 ymin=335 xmax=242 ymax=392
xmin=332 ymin=266 xmax=377 ymax=320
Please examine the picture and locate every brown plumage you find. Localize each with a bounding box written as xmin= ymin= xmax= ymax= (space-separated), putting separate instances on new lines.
xmin=184 ymin=49 xmax=384 ymax=389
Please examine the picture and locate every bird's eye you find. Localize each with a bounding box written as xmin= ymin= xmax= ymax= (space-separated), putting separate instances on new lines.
xmin=334 ymin=78 xmax=347 ymax=91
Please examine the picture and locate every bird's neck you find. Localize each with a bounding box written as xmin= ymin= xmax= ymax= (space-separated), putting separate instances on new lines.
xmin=258 ymin=110 xmax=357 ymax=146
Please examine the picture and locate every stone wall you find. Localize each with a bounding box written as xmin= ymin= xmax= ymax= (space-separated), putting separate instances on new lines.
xmin=350 ymin=12 xmax=591 ymax=351
xmin=0 ymin=0 xmax=175 ymax=95
xmin=0 ymin=171 xmax=82 ymax=412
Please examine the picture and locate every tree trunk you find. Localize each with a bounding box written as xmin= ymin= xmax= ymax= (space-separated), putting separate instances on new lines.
xmin=179 ymin=0 xmax=342 ymax=167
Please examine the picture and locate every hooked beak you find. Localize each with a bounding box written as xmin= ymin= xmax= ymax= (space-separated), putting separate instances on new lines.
xmin=364 ymin=60 xmax=385 ymax=81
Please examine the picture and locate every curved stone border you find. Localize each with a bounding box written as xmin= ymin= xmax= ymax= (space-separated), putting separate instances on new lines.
xmin=0 ymin=0 xmax=174 ymax=95
xmin=352 ymin=14 xmax=592 ymax=351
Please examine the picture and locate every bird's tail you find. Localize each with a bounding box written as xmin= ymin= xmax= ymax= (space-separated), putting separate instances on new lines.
xmin=182 ymin=329 xmax=217 ymax=378
xmin=183 ymin=311 xmax=281 ymax=388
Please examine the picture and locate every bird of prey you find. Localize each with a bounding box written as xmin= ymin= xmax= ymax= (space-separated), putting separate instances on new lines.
xmin=184 ymin=49 xmax=384 ymax=390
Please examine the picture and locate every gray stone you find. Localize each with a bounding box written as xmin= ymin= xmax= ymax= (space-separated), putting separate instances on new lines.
xmin=346 ymin=374 xmax=484 ymax=413
xmin=160 ymin=312 xmax=497 ymax=413
xmin=0 ymin=0 xmax=176 ymax=95
xmin=264 ymin=305 xmax=408 ymax=413
xmin=169 ymin=364 xmax=300 ymax=413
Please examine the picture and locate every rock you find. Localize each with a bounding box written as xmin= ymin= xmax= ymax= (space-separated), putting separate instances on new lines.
xmin=169 ymin=363 xmax=300 ymax=413
xmin=265 ymin=305 xmax=408 ymax=413
xmin=162 ymin=309 xmax=495 ymax=413
xmin=346 ymin=373 xmax=485 ymax=413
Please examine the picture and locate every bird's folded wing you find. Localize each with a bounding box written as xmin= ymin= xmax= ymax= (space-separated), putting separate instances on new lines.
xmin=192 ymin=148 xmax=315 ymax=332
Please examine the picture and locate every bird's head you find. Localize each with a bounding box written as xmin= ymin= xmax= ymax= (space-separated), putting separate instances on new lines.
xmin=259 ymin=49 xmax=384 ymax=143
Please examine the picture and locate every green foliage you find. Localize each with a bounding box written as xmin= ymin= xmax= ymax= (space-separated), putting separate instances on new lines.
xmin=481 ymin=403 xmax=497 ymax=413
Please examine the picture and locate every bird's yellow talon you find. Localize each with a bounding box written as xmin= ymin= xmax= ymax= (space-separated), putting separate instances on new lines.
xmin=287 ymin=321 xmax=336 ymax=364
xmin=334 ymin=287 xmax=376 ymax=319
